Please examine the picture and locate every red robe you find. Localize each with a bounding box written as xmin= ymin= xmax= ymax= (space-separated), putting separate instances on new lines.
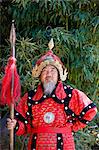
xmin=15 ymin=81 xmax=97 ymax=150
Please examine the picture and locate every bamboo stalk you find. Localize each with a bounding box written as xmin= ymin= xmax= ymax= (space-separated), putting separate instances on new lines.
xmin=66 ymin=14 xmax=68 ymax=31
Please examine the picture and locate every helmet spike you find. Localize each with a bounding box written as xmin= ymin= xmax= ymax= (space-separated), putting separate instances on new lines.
xmin=48 ymin=38 xmax=54 ymax=50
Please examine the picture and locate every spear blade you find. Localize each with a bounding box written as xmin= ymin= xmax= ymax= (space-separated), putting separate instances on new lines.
xmin=10 ymin=20 xmax=16 ymax=58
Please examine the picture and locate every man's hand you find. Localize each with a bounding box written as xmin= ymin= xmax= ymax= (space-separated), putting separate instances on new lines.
xmin=7 ymin=118 xmax=17 ymax=130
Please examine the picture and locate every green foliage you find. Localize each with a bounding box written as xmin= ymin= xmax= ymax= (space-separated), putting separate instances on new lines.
xmin=0 ymin=0 xmax=99 ymax=149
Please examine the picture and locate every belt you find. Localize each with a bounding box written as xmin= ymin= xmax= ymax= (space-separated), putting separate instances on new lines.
xmin=30 ymin=126 xmax=72 ymax=134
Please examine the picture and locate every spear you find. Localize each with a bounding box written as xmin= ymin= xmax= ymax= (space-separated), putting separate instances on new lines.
xmin=1 ymin=20 xmax=20 ymax=149
xmin=9 ymin=20 xmax=16 ymax=150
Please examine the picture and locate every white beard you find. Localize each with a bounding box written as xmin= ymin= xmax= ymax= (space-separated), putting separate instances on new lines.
xmin=43 ymin=81 xmax=56 ymax=96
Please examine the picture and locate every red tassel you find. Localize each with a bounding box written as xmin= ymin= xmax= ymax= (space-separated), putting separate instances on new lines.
xmin=0 ymin=57 xmax=21 ymax=106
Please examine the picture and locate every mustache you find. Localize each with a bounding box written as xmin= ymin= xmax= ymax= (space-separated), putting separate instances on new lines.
xmin=45 ymin=76 xmax=52 ymax=79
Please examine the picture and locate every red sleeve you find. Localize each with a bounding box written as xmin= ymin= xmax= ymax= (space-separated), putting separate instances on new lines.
xmin=14 ymin=93 xmax=31 ymax=136
xmin=69 ymin=89 xmax=97 ymax=132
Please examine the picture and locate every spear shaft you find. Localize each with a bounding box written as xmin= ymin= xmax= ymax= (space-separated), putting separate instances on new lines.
xmin=9 ymin=20 xmax=16 ymax=150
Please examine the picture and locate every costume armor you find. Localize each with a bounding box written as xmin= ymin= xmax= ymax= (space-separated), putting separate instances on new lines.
xmin=15 ymin=81 xmax=97 ymax=150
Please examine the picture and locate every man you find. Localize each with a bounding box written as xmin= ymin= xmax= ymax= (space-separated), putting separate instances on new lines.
xmin=7 ymin=50 xmax=97 ymax=150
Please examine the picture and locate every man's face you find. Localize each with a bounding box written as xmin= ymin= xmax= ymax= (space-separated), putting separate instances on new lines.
xmin=40 ymin=65 xmax=58 ymax=84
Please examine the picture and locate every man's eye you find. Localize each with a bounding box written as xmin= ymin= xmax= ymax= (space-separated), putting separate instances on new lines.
xmin=51 ymin=69 xmax=54 ymax=72
xmin=51 ymin=69 xmax=56 ymax=72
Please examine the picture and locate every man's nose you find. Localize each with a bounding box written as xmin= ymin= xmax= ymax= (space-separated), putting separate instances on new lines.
xmin=46 ymin=70 xmax=52 ymax=76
